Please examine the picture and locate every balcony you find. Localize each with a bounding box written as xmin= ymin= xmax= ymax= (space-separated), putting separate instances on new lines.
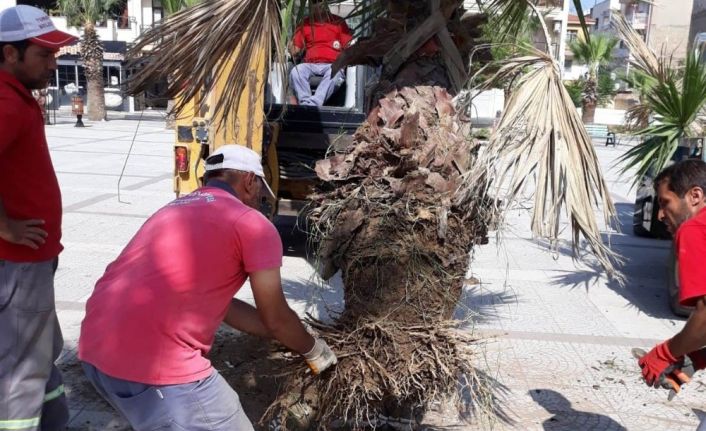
xmin=535 ymin=0 xmax=564 ymax=8
xmin=627 ymin=12 xmax=648 ymax=29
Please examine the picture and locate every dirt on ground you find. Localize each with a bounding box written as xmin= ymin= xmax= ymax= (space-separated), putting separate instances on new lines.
xmin=61 ymin=328 xmax=296 ymax=431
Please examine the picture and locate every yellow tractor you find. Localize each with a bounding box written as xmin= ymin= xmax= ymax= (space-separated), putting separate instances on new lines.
xmin=170 ymin=37 xmax=369 ymax=218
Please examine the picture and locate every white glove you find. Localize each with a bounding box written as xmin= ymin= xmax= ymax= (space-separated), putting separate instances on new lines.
xmin=303 ymin=338 xmax=337 ymax=375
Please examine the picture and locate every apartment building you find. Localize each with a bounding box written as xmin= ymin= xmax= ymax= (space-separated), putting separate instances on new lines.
xmin=590 ymin=0 xmax=693 ymax=71
xmin=563 ymin=13 xmax=596 ymax=80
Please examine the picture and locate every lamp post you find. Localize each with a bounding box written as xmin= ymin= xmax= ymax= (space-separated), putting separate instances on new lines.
xmin=71 ymin=95 xmax=85 ymax=127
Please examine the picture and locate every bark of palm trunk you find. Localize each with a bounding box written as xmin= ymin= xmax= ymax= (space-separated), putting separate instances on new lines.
xmin=581 ymin=76 xmax=597 ymax=124
xmin=300 ymin=2 xmax=491 ymax=425
xmin=82 ymin=24 xmax=106 ymax=122
xmin=313 ymin=0 xmax=488 ymax=323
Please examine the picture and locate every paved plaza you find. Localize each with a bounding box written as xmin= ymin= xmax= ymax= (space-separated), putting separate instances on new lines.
xmin=45 ymin=114 xmax=706 ymax=430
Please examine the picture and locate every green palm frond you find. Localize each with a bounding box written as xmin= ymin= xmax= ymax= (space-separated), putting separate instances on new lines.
xmin=465 ymin=47 xmax=622 ymax=278
xmin=568 ymin=34 xmax=617 ymax=76
xmin=58 ymin=0 xmax=120 ymax=26
xmin=613 ymin=11 xmax=706 ymax=184
xmin=127 ymin=0 xmax=284 ymax=130
xmin=487 ymin=0 xmax=590 ymax=43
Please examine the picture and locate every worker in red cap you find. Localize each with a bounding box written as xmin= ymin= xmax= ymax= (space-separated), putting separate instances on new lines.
xmin=0 ymin=5 xmax=78 ymax=430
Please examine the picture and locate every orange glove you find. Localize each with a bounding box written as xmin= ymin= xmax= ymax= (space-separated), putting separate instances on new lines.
xmin=638 ymin=341 xmax=682 ymax=387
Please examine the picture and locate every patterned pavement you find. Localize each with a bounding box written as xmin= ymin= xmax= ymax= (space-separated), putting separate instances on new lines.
xmin=44 ymin=116 xmax=706 ymax=430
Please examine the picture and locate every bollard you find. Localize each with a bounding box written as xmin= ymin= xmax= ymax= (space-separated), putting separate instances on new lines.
xmin=71 ymin=95 xmax=85 ymax=127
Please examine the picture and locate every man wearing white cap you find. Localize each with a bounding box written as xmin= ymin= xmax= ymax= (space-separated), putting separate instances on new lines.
xmin=78 ymin=145 xmax=337 ymax=430
xmin=0 ymin=5 xmax=77 ymax=431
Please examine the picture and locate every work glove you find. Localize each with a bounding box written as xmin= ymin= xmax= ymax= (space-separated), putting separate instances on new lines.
xmin=638 ymin=341 xmax=682 ymax=387
xmin=303 ymin=338 xmax=337 ymax=375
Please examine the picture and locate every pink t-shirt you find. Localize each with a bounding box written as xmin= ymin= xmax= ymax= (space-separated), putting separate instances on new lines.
xmin=78 ymin=187 xmax=283 ymax=385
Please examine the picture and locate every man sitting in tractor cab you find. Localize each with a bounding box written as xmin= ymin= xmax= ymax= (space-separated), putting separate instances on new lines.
xmin=289 ymin=0 xmax=352 ymax=107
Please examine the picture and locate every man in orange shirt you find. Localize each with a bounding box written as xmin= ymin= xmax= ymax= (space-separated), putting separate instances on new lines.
xmin=289 ymin=0 xmax=352 ymax=106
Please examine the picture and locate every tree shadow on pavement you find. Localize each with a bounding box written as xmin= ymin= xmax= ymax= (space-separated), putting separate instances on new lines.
xmin=529 ymin=388 xmax=626 ymax=430
xmin=547 ymin=203 xmax=679 ymax=320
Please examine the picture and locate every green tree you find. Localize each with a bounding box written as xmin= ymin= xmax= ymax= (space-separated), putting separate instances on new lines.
xmin=569 ymin=34 xmax=618 ymax=123
xmin=565 ymin=68 xmax=617 ymax=108
xmin=58 ymin=0 xmax=120 ymax=121
xmin=613 ymin=13 xmax=706 ymax=183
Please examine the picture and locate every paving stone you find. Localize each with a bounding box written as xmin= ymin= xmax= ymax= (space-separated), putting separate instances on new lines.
xmin=47 ymin=124 xmax=706 ymax=430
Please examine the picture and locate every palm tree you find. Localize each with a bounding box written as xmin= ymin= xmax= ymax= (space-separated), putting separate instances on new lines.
xmin=568 ymin=34 xmax=618 ymax=124
xmin=126 ymin=0 xmax=617 ymax=427
xmin=58 ymin=0 xmax=120 ymax=121
xmin=612 ymin=13 xmax=706 ymax=183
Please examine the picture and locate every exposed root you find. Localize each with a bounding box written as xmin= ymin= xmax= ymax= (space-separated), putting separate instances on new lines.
xmin=263 ymin=318 xmax=497 ymax=430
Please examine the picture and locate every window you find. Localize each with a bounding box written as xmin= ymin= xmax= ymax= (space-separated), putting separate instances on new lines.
xmin=564 ymin=59 xmax=573 ymax=72
xmin=152 ymin=0 xmax=163 ymax=24
xmin=77 ymin=65 xmax=87 ymax=89
xmin=103 ymin=66 xmax=121 ymax=87
xmin=57 ymin=65 xmax=76 ymax=90
xmin=567 ymin=30 xmax=578 ymax=43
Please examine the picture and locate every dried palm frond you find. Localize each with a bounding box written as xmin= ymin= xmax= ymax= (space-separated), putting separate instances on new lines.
xmin=461 ymin=48 xmax=622 ymax=278
xmin=126 ymin=0 xmax=285 ymax=130
xmin=611 ymin=13 xmax=670 ymax=82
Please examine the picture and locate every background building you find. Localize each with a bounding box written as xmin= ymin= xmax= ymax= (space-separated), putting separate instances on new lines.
xmin=590 ymin=0 xmax=693 ymax=73
xmin=1 ymin=0 xmax=166 ymax=111
xmin=563 ymin=13 xmax=596 ymax=80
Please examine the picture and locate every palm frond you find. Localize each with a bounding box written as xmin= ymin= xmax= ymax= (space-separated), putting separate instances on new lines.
xmin=568 ymin=34 xmax=617 ymax=76
xmin=619 ymin=50 xmax=706 ymax=181
xmin=485 ymin=0 xmax=543 ymax=45
xmin=611 ymin=13 xmax=664 ymax=80
xmin=59 ymin=0 xmax=121 ymax=26
xmin=571 ymin=0 xmax=591 ymax=44
xmin=126 ymin=0 xmax=284 ymax=131
xmin=464 ymin=48 xmax=622 ymax=278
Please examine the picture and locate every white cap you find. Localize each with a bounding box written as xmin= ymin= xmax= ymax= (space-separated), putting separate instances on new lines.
xmin=0 ymin=5 xmax=78 ymax=51
xmin=205 ymin=145 xmax=275 ymax=198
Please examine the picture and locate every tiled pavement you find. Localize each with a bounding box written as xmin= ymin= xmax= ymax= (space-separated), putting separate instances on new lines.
xmin=46 ymin=115 xmax=706 ymax=430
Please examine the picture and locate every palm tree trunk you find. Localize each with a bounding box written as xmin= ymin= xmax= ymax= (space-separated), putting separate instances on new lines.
xmin=314 ymin=5 xmax=487 ymax=326
xmin=82 ymin=23 xmax=106 ymax=121
xmin=582 ymin=76 xmax=598 ymax=124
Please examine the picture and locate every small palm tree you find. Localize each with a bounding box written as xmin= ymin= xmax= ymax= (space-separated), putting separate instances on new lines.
xmin=613 ymin=13 xmax=706 ymax=182
xmin=569 ymin=34 xmax=618 ymax=124
xmin=59 ymin=0 xmax=120 ymax=121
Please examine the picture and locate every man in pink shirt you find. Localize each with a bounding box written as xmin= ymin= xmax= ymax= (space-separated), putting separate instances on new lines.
xmin=78 ymin=145 xmax=336 ymax=430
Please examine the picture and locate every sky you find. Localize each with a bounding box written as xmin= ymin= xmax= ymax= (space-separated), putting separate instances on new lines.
xmin=569 ymin=0 xmax=601 ymax=14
